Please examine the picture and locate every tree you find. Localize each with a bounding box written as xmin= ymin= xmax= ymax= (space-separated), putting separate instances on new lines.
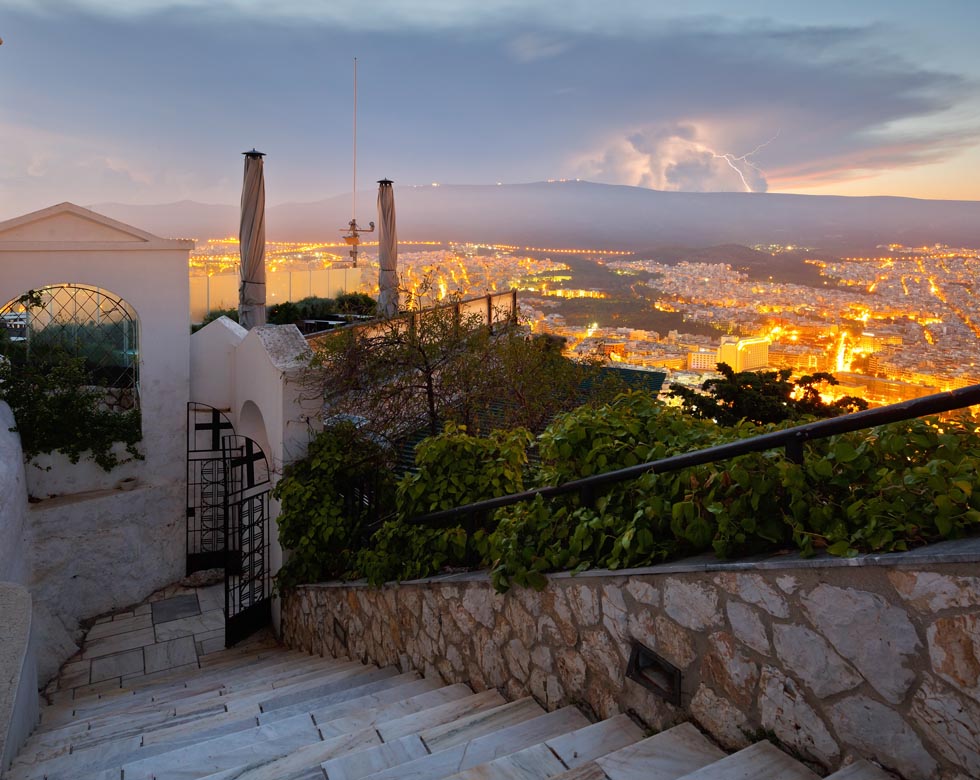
xmin=669 ymin=363 xmax=867 ymax=426
xmin=307 ymin=289 xmax=604 ymax=446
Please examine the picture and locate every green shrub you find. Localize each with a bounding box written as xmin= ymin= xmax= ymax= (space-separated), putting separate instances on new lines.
xmin=0 ymin=350 xmax=141 ymax=470
xmin=273 ymin=422 xmax=395 ymax=591
xmin=277 ymin=390 xmax=980 ymax=593
xmin=356 ymin=424 xmax=531 ymax=585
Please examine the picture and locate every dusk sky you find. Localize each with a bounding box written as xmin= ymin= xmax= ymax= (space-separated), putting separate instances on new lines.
xmin=3 ymin=1 xmax=980 ymax=218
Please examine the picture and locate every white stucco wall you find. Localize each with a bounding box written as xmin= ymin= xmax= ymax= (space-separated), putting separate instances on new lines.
xmin=0 ymin=205 xmax=192 ymax=499
xmin=0 ymin=204 xmax=193 ymax=682
xmin=233 ymin=326 xmax=320 ymax=632
xmin=189 ymin=316 xmax=246 ymax=412
xmin=0 ymin=403 xmax=30 ymax=587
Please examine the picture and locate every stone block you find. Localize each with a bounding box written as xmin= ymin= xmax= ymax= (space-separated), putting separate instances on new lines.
xmin=802 ymin=584 xmax=919 ymax=703
xmin=690 ymin=684 xmax=750 ymax=750
xmin=716 ymin=572 xmax=790 ymax=618
xmin=888 ymin=571 xmax=980 ymax=612
xmin=772 ymin=623 xmax=862 ymax=697
xmin=664 ymin=580 xmax=721 ymax=631
xmin=726 ymin=601 xmax=770 ymax=656
xmin=828 ymin=695 xmax=937 ymax=780
xmin=911 ymin=675 xmax=980 ymax=777
xmin=927 ymin=613 xmax=980 ymax=697
xmin=759 ymin=666 xmax=839 ymax=766
xmin=701 ymin=631 xmax=760 ymax=708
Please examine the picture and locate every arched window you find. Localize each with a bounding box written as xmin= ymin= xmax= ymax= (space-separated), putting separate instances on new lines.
xmin=0 ymin=283 xmax=140 ymax=413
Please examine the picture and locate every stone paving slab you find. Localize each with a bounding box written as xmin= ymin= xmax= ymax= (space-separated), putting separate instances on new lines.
xmin=145 ymin=636 xmax=198 ymax=674
xmin=52 ymin=582 xmax=233 ymax=704
xmin=152 ymin=595 xmax=202 ymax=624
xmin=91 ymin=647 xmax=145 ymax=683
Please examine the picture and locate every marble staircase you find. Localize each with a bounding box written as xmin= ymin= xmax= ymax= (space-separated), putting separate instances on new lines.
xmin=3 ymin=637 xmax=898 ymax=780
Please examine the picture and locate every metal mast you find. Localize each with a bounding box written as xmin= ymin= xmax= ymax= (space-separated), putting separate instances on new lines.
xmin=341 ymin=57 xmax=374 ymax=267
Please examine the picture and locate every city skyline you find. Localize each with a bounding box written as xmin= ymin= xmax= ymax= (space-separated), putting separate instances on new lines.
xmin=3 ymin=1 xmax=980 ymax=218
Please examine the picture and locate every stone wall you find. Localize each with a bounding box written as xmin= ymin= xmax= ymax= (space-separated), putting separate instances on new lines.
xmin=28 ymin=482 xmax=185 ymax=683
xmin=283 ymin=541 xmax=980 ymax=780
xmin=0 ymin=403 xmax=29 ymax=586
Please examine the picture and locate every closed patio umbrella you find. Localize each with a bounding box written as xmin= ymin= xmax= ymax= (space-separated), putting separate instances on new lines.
xmin=239 ymin=149 xmax=267 ymax=329
xmin=377 ymin=179 xmax=399 ymax=319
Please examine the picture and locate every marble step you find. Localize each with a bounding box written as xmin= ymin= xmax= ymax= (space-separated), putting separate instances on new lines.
xmin=323 ymin=733 xmax=431 ymax=780
xmin=548 ymin=765 xmax=607 ymax=780
xmin=120 ymin=652 xmax=338 ymax=702
xmin=19 ymin=653 xmax=325 ymax=763
xmin=12 ymin=699 xmax=222 ymax=769
xmin=443 ymin=742 xmax=567 ymax=780
xmin=442 ymin=714 xmax=644 ymax=780
xmin=252 ymin=665 xmax=401 ymax=714
xmin=673 ymin=740 xmax=821 ymax=780
xmin=359 ymin=705 xmax=592 ymax=780
xmin=34 ymin=650 xmax=310 ymax=727
xmin=188 ymin=684 xmax=476 ymax=780
xmin=377 ymin=689 xmax=510 ymax=742
xmin=544 ymin=714 xmax=645 ymax=770
xmin=121 ymin=711 xmax=323 ymax=780
xmin=258 ymin=670 xmax=434 ymax=724
xmin=549 ymin=722 xmax=724 ymax=780
xmin=825 ymin=761 xmax=897 ymax=780
xmin=151 ymin=673 xmax=428 ymax=747
xmin=317 ymin=682 xmax=474 ymax=738
xmin=171 ymin=660 xmax=370 ymax=717
xmin=138 ymin=673 xmax=431 ymax=754
xmin=197 ymin=727 xmax=385 ymax=780
xmin=5 ymin=735 xmax=181 ymax=780
xmin=419 ymin=697 xmax=549 ymax=753
xmin=321 ymin=690 xmax=508 ymax=780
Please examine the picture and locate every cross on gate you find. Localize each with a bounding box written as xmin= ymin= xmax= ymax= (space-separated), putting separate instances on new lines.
xmin=230 ymin=437 xmax=266 ymax=489
xmin=196 ymin=409 xmax=235 ymax=451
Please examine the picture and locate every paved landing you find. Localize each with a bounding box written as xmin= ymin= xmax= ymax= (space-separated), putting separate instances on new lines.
xmin=45 ymin=580 xmax=226 ymax=703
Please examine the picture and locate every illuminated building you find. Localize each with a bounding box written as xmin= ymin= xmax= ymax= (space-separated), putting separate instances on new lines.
xmin=688 ymin=349 xmax=718 ymax=371
xmin=718 ymin=336 xmax=770 ymax=372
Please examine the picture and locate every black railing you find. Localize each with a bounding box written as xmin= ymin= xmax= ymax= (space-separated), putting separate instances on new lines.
xmin=305 ymin=290 xmax=519 ymax=342
xmin=408 ymin=383 xmax=980 ymax=527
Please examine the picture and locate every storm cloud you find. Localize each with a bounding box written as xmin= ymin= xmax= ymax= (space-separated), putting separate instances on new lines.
xmin=1 ymin=3 xmax=977 ymax=214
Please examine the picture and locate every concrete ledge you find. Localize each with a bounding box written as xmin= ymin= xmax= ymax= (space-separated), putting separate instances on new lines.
xmin=0 ymin=582 xmax=39 ymax=772
xmin=298 ymin=535 xmax=980 ymax=590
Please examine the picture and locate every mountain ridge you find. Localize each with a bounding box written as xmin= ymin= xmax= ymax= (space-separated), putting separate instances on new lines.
xmin=88 ymin=180 xmax=980 ymax=252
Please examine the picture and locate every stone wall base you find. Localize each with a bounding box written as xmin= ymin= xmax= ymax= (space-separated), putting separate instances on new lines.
xmin=284 ymin=548 xmax=980 ymax=780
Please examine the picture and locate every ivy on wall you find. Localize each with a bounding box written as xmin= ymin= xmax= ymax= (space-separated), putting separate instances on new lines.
xmin=0 ymin=290 xmax=142 ymax=472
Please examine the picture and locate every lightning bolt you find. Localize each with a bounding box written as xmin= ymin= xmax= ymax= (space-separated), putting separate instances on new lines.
xmin=711 ymin=130 xmax=780 ymax=192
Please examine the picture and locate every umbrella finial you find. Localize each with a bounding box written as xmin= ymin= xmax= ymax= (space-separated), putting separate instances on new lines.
xmin=243 ymin=149 xmax=266 ymax=158
xmin=378 ymin=178 xmax=393 ymax=186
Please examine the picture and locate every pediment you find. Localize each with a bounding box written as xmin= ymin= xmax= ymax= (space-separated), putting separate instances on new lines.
xmin=0 ymin=202 xmax=179 ymax=246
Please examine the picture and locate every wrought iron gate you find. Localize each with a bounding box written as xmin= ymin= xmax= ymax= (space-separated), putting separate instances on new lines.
xmin=221 ymin=434 xmax=272 ymax=646
xmin=186 ymin=403 xmax=235 ymax=574
xmin=186 ymin=403 xmax=271 ymax=647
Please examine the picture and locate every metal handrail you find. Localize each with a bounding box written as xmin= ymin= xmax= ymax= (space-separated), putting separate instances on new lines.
xmin=408 ymin=382 xmax=980 ymax=526
xmin=305 ymin=289 xmax=519 ymax=341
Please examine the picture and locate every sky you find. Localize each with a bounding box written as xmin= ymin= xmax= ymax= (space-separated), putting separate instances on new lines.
xmin=2 ymin=1 xmax=980 ymax=217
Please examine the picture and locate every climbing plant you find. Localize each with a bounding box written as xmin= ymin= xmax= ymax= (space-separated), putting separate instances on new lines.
xmin=0 ymin=290 xmax=142 ymax=471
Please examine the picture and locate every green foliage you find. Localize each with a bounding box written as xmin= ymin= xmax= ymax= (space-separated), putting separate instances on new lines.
xmin=273 ymin=422 xmax=395 ymax=591
xmin=484 ymin=395 xmax=980 ymax=590
xmin=194 ymin=294 xmax=378 ymax=331
xmin=669 ymin=363 xmax=868 ymax=425
xmin=0 ymin=350 xmax=141 ymax=470
xmin=335 ymin=292 xmax=377 ymax=316
xmin=0 ymin=289 xmax=142 ymax=471
xmin=276 ymin=388 xmax=980 ymax=592
xmin=267 ymin=301 xmax=301 ymax=325
xmin=356 ymin=424 xmax=531 ymax=585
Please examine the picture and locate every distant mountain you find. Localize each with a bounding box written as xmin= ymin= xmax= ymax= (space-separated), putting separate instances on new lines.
xmin=91 ymin=181 xmax=980 ymax=252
